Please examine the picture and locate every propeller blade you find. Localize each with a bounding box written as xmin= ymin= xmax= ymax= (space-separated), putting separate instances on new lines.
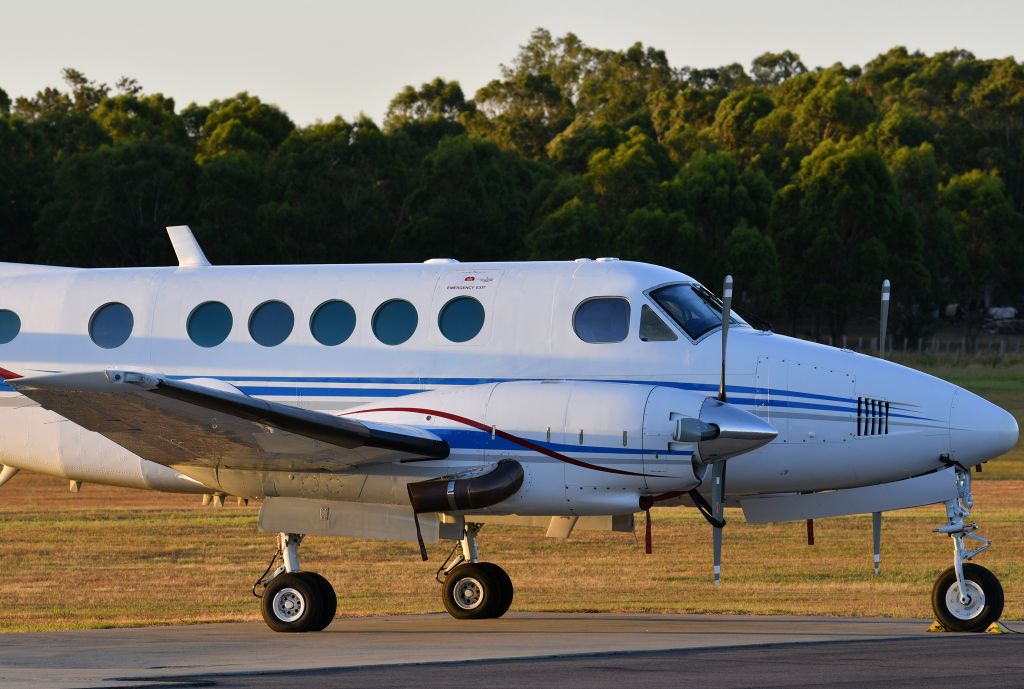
xmin=719 ymin=275 xmax=733 ymax=402
xmin=711 ymin=461 xmax=726 ymax=587
xmin=712 ymin=275 xmax=734 ymax=586
xmin=879 ymin=279 xmax=890 ymax=359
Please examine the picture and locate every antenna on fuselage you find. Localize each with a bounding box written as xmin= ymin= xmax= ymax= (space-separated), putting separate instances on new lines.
xmin=879 ymin=279 xmax=890 ymax=359
xmin=167 ymin=226 xmax=211 ymax=268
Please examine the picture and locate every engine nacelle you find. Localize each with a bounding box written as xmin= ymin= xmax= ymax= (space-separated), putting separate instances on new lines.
xmin=351 ymin=380 xmax=731 ymax=515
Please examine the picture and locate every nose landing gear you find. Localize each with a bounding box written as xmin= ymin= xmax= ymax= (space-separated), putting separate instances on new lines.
xmin=930 ymin=466 xmax=1004 ymax=632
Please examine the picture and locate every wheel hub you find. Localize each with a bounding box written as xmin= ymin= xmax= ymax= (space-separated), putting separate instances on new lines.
xmin=453 ymin=577 xmax=484 ymax=610
xmin=945 ymin=580 xmax=985 ymax=620
xmin=272 ymin=587 xmax=305 ymax=622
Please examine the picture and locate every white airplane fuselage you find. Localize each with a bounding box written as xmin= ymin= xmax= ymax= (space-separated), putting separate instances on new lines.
xmin=0 ymin=258 xmax=1015 ymax=517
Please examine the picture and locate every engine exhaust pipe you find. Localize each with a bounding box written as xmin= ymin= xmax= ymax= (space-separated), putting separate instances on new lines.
xmin=407 ymin=459 xmax=524 ymax=513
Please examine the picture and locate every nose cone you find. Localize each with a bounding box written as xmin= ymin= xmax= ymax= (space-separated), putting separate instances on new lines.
xmin=949 ymin=388 xmax=1019 ymax=465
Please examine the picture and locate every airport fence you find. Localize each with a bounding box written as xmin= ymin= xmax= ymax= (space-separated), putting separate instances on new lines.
xmin=808 ymin=335 xmax=1023 ymax=356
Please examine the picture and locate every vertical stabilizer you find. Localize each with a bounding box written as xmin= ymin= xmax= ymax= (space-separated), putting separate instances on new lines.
xmin=166 ymin=225 xmax=211 ymax=268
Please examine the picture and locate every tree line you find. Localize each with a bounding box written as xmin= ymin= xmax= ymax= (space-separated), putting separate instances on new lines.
xmin=2 ymin=29 xmax=1023 ymax=342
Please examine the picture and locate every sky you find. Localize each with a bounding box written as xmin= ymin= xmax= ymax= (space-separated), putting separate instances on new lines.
xmin=2 ymin=0 xmax=1021 ymax=125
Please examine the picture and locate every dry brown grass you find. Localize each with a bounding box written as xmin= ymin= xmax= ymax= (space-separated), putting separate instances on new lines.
xmin=1 ymin=471 xmax=1021 ymax=632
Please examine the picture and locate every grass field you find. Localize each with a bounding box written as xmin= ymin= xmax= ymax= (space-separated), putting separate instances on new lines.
xmin=1 ymin=359 xmax=1022 ymax=633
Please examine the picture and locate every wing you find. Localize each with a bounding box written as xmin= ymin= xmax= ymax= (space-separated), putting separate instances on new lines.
xmin=11 ymin=370 xmax=449 ymax=472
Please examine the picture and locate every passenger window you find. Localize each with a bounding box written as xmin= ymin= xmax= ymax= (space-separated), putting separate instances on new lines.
xmin=187 ymin=301 xmax=233 ymax=348
xmin=640 ymin=305 xmax=677 ymax=341
xmin=573 ymin=298 xmax=630 ymax=343
xmin=373 ymin=299 xmax=418 ymax=345
xmin=438 ymin=296 xmax=484 ymax=342
xmin=249 ymin=301 xmax=294 ymax=347
xmin=310 ymin=300 xmax=356 ymax=346
xmin=89 ymin=303 xmax=133 ymax=349
xmin=0 ymin=309 xmax=20 ymax=344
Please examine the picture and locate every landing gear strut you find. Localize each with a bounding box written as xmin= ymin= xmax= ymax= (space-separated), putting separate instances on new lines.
xmin=930 ymin=466 xmax=1004 ymax=632
xmin=438 ymin=523 xmax=514 ymax=619
xmin=258 ymin=533 xmax=337 ymax=633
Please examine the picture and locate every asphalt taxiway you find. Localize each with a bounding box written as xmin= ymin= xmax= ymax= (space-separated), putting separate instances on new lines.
xmin=1 ymin=613 xmax=1021 ymax=689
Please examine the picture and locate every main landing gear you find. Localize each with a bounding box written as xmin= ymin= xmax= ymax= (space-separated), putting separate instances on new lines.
xmin=257 ymin=533 xmax=337 ymax=633
xmin=930 ymin=465 xmax=1004 ymax=632
xmin=437 ymin=523 xmax=514 ymax=619
xmin=255 ymin=525 xmax=514 ymax=632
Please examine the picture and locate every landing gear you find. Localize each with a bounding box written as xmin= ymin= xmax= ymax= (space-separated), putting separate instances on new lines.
xmin=443 ymin=562 xmax=504 ymax=618
xmin=257 ymin=533 xmax=337 ymax=633
xmin=262 ymin=572 xmax=322 ymax=633
xmin=932 ymin=564 xmax=1004 ymax=632
xmin=298 ymin=571 xmax=338 ymax=632
xmin=482 ymin=562 xmax=514 ymax=618
xmin=930 ymin=466 xmax=1004 ymax=632
xmin=438 ymin=523 xmax=514 ymax=619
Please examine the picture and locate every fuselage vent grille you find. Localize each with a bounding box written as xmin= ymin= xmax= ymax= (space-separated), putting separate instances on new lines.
xmin=857 ymin=397 xmax=889 ymax=436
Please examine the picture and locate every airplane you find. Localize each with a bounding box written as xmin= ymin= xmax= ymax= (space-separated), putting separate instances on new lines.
xmin=0 ymin=226 xmax=1016 ymax=633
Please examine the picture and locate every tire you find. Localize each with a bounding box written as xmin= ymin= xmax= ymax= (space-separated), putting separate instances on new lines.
xmin=480 ymin=563 xmax=514 ymax=618
xmin=931 ymin=564 xmax=1004 ymax=632
xmin=299 ymin=572 xmax=337 ymax=632
xmin=261 ymin=572 xmax=323 ymax=633
xmin=442 ymin=563 xmax=498 ymax=620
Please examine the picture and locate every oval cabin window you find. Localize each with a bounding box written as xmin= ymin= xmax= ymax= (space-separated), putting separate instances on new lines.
xmin=249 ymin=301 xmax=294 ymax=347
xmin=372 ymin=299 xmax=418 ymax=345
xmin=89 ymin=303 xmax=134 ymax=349
xmin=438 ymin=296 xmax=485 ymax=343
xmin=187 ymin=301 xmax=233 ymax=348
xmin=310 ymin=300 xmax=356 ymax=346
xmin=0 ymin=310 xmax=20 ymax=344
xmin=573 ymin=298 xmax=630 ymax=343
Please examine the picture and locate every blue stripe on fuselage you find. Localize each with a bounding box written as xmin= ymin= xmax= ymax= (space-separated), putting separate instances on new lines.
xmin=2 ymin=373 xmax=937 ymax=422
xmin=433 ymin=428 xmax=693 ymax=456
xmin=178 ymin=375 xmax=854 ymax=404
xmin=223 ymin=380 xmax=936 ymax=422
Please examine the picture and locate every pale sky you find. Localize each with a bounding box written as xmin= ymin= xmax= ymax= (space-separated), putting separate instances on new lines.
xmin=2 ymin=0 xmax=1021 ymax=125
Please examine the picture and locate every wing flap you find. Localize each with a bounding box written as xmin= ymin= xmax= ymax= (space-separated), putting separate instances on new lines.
xmin=12 ymin=370 xmax=449 ymax=472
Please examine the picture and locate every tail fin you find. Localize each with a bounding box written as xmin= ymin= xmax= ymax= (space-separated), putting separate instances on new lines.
xmin=0 ymin=367 xmax=21 ymax=380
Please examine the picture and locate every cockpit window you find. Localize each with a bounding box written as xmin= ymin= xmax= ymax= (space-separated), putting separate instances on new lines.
xmin=639 ymin=305 xmax=677 ymax=341
xmin=650 ymin=283 xmax=738 ymax=339
xmin=573 ymin=297 xmax=630 ymax=343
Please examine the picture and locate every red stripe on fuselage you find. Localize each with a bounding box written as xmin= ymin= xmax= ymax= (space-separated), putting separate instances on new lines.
xmin=344 ymin=406 xmax=651 ymax=477
xmin=0 ymin=367 xmax=21 ymax=380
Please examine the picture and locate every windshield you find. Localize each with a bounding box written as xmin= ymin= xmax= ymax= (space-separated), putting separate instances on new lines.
xmin=649 ymin=283 xmax=743 ymax=339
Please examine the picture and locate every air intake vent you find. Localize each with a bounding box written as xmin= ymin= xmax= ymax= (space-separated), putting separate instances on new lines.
xmin=857 ymin=397 xmax=889 ymax=436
